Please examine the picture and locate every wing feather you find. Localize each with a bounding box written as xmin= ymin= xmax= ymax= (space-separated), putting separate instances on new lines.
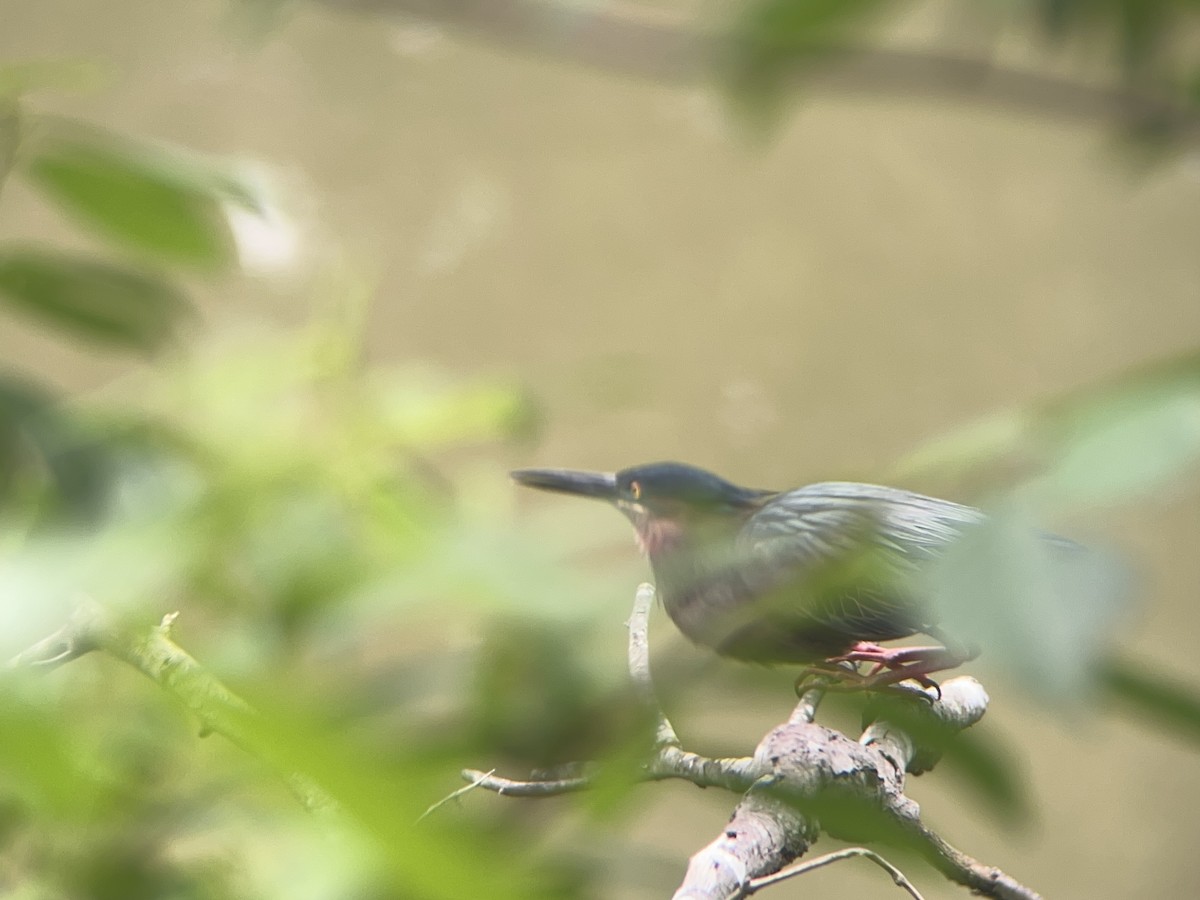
xmin=733 ymin=482 xmax=984 ymax=644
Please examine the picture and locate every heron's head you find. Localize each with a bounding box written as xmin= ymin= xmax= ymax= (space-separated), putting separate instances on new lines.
xmin=512 ymin=461 xmax=772 ymax=555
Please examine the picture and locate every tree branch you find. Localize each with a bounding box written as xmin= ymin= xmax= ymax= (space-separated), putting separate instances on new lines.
xmin=8 ymin=602 xmax=335 ymax=815
xmin=7 ymin=598 xmax=110 ymax=670
xmin=467 ymin=584 xmax=1043 ymax=900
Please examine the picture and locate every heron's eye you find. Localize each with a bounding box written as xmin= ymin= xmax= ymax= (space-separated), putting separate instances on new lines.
xmin=629 ymin=481 xmax=642 ymax=500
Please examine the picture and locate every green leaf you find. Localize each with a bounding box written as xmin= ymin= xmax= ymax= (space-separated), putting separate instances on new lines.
xmin=233 ymin=688 xmax=578 ymax=900
xmin=1101 ymin=657 xmax=1200 ymax=747
xmin=0 ymin=373 xmax=113 ymax=522
xmin=895 ymin=353 xmax=1200 ymax=511
xmin=0 ymin=99 xmax=18 ymax=192
xmin=0 ymin=59 xmax=106 ymax=98
xmin=927 ymin=501 xmax=1130 ymax=701
xmin=0 ymin=375 xmax=51 ymax=509
xmin=374 ymin=372 xmax=540 ymax=448
xmin=0 ymin=692 xmax=105 ymax=816
xmin=936 ymin=729 xmax=1028 ymax=826
xmin=1034 ymin=359 xmax=1200 ymax=508
xmin=859 ymin=692 xmax=1029 ymax=825
xmin=23 ymin=127 xmax=238 ymax=269
xmin=0 ymin=246 xmax=192 ymax=353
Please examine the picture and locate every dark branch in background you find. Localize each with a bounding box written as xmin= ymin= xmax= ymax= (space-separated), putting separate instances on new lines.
xmin=465 ymin=583 xmax=1042 ymax=900
xmin=321 ymin=0 xmax=1200 ymax=138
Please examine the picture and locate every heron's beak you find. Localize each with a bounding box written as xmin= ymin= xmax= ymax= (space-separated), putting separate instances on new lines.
xmin=511 ymin=468 xmax=619 ymax=502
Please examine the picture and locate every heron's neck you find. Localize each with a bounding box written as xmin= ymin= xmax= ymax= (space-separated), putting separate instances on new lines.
xmin=635 ymin=517 xmax=686 ymax=559
xmin=637 ymin=517 xmax=737 ymax=595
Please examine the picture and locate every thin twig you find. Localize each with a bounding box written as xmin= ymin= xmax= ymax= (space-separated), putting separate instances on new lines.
xmin=460 ymin=767 xmax=592 ymax=796
xmin=419 ymin=768 xmax=496 ymax=821
xmin=747 ymin=846 xmax=925 ymax=899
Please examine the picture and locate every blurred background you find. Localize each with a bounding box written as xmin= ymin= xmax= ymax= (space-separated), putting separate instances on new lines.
xmin=2 ymin=0 xmax=1200 ymax=897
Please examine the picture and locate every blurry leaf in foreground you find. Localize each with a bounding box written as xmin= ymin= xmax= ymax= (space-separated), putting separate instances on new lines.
xmin=933 ymin=728 xmax=1027 ymax=826
xmin=0 ymin=246 xmax=192 ymax=353
xmin=0 ymin=373 xmax=114 ymax=522
xmin=895 ymin=352 xmax=1200 ymax=510
xmin=469 ymin=618 xmax=651 ymax=771
xmin=237 ymin=688 xmax=581 ymax=900
xmin=0 ymin=59 xmax=106 ymax=98
xmin=1100 ymin=656 xmax=1200 ymax=747
xmin=0 ymin=98 xmax=17 ymax=190
xmin=0 ymin=375 xmax=49 ymax=503
xmin=0 ymin=689 xmax=107 ymax=817
xmin=372 ymin=369 xmax=541 ymax=448
xmin=928 ymin=501 xmax=1130 ymax=702
xmin=859 ymin=692 xmax=1028 ymax=826
xmin=23 ymin=125 xmax=243 ymax=270
xmin=1033 ymin=357 xmax=1200 ymax=508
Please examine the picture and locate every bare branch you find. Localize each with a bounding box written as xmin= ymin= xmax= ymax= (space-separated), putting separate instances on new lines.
xmin=420 ymin=768 xmax=497 ymax=819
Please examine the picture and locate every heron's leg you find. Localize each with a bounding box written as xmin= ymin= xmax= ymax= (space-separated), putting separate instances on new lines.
xmin=832 ymin=641 xmax=979 ymax=671
xmin=795 ymin=644 xmax=977 ymax=696
xmin=859 ymin=647 xmax=975 ymax=692
xmin=822 ymin=643 xmax=978 ymax=696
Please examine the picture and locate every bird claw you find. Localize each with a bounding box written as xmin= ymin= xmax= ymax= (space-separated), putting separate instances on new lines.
xmin=794 ymin=643 xmax=970 ymax=698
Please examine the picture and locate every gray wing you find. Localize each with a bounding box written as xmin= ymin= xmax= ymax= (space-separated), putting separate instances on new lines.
xmin=734 ymin=482 xmax=984 ymax=643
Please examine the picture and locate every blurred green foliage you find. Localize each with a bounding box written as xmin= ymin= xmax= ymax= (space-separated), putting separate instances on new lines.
xmin=24 ymin=128 xmax=241 ymax=270
xmin=3 ymin=2 xmax=1200 ymax=897
xmin=727 ymin=0 xmax=1200 ymax=136
xmin=0 ymin=81 xmax=646 ymax=899
xmin=0 ymin=247 xmax=191 ymax=352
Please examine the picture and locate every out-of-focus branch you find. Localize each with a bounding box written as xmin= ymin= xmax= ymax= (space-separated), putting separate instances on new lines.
xmin=321 ymin=0 xmax=1199 ymax=138
xmin=7 ymin=598 xmax=110 ymax=670
xmin=9 ymin=602 xmax=335 ymax=815
xmin=467 ymin=584 xmax=1041 ymax=899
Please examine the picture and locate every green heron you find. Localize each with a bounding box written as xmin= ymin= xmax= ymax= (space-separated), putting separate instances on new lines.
xmin=512 ymin=461 xmax=997 ymax=689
